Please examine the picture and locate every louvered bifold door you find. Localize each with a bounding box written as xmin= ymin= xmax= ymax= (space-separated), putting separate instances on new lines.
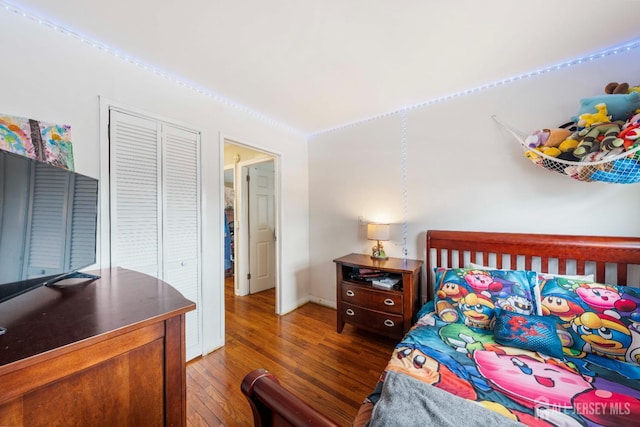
xmin=69 ymin=174 xmax=99 ymax=271
xmin=162 ymin=124 xmax=201 ymax=360
xmin=24 ymin=162 xmax=71 ymax=278
xmin=109 ymin=111 xmax=162 ymax=278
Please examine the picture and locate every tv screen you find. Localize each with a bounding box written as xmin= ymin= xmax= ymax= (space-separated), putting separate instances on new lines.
xmin=0 ymin=148 xmax=98 ymax=303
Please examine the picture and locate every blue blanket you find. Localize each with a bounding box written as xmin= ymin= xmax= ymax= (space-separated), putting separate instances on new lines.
xmin=370 ymin=308 xmax=640 ymax=427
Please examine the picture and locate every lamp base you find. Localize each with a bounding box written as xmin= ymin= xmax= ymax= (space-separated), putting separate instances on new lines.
xmin=370 ymin=241 xmax=387 ymax=260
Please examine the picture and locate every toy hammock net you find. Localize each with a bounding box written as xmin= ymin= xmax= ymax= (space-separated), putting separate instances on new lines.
xmin=493 ymin=116 xmax=640 ymax=184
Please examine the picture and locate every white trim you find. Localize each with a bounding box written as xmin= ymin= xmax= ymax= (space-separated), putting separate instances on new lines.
xmin=220 ymin=134 xmax=283 ymax=315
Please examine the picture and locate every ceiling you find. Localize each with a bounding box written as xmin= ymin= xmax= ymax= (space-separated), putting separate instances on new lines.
xmin=10 ymin=0 xmax=640 ymax=135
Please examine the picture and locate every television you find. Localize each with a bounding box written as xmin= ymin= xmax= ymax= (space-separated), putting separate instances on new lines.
xmin=0 ymin=148 xmax=99 ymax=304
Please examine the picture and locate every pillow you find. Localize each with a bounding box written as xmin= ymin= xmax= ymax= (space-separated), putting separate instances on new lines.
xmin=466 ymin=261 xmax=595 ymax=282
xmin=434 ymin=268 xmax=538 ymax=332
xmin=539 ymin=276 xmax=640 ymax=364
xmin=492 ymin=309 xmax=564 ymax=359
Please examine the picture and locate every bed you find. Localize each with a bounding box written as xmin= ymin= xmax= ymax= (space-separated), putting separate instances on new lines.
xmin=242 ymin=230 xmax=640 ymax=427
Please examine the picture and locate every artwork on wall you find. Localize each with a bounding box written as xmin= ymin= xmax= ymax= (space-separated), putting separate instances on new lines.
xmin=0 ymin=114 xmax=74 ymax=171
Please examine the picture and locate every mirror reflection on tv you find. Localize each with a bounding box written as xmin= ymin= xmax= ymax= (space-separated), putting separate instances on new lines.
xmin=0 ymin=149 xmax=98 ymax=303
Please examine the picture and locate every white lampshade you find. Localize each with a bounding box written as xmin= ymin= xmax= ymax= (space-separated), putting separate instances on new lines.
xmin=367 ymin=223 xmax=390 ymax=241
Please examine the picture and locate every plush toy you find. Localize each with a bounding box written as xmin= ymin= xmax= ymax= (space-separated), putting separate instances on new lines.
xmin=525 ymin=128 xmax=572 ymax=148
xmin=573 ymin=92 xmax=640 ymax=123
xmin=578 ymin=103 xmax=611 ymax=127
xmin=605 ymin=82 xmax=630 ymax=94
xmin=573 ymin=122 xmax=624 ymax=158
xmin=559 ymin=136 xmax=580 ymax=153
xmin=620 ymin=113 xmax=640 ymax=150
xmin=524 ymin=149 xmax=543 ymax=166
xmin=539 ymin=146 xmax=561 ymax=157
xmin=606 ymin=81 xmax=640 ymax=95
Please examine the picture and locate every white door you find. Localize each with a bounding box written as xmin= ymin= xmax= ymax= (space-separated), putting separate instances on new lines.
xmin=161 ymin=124 xmax=201 ymax=359
xmin=109 ymin=111 xmax=162 ymax=278
xmin=24 ymin=163 xmax=71 ymax=278
xmin=109 ymin=109 xmax=202 ymax=360
xmin=248 ymin=161 xmax=275 ymax=294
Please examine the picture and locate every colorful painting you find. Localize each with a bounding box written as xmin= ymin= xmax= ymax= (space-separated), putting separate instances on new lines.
xmin=0 ymin=114 xmax=74 ymax=170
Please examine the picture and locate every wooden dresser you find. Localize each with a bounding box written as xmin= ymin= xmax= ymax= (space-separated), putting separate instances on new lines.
xmin=334 ymin=254 xmax=422 ymax=339
xmin=0 ymin=267 xmax=195 ymax=427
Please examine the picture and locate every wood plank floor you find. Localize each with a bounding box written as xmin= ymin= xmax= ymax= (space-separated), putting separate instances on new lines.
xmin=186 ymin=277 xmax=398 ymax=426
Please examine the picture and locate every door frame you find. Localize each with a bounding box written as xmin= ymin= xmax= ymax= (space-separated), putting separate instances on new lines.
xmin=221 ymin=136 xmax=282 ymax=314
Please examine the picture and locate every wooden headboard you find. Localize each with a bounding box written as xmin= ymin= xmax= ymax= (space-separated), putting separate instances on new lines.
xmin=425 ymin=230 xmax=640 ymax=301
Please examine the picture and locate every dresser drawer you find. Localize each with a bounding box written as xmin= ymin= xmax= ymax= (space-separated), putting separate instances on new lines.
xmin=341 ymin=302 xmax=404 ymax=337
xmin=340 ymin=282 xmax=403 ymax=315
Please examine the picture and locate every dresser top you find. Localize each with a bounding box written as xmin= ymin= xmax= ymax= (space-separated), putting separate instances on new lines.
xmin=333 ymin=253 xmax=422 ymax=274
xmin=0 ymin=267 xmax=195 ymax=367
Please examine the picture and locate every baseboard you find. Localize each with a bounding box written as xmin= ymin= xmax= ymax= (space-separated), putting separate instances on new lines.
xmin=306 ymin=296 xmax=337 ymax=310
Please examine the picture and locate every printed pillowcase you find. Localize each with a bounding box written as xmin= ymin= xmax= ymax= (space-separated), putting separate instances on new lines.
xmin=434 ymin=268 xmax=538 ymax=332
xmin=466 ymin=262 xmax=595 ymax=282
xmin=492 ymin=308 xmax=564 ymax=359
xmin=465 ymin=261 xmax=594 ymax=314
xmin=539 ymin=275 xmax=640 ymax=364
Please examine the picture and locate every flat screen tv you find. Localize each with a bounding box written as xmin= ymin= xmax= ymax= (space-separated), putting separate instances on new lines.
xmin=0 ymin=148 xmax=99 ymax=304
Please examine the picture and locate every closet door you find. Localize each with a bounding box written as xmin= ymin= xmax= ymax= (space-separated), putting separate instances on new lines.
xmin=162 ymin=124 xmax=201 ymax=359
xmin=24 ymin=162 xmax=72 ymax=278
xmin=109 ymin=111 xmax=162 ymax=277
xmin=109 ymin=110 xmax=201 ymax=360
xmin=0 ymin=155 xmax=30 ymax=282
xmin=69 ymin=174 xmax=99 ymax=271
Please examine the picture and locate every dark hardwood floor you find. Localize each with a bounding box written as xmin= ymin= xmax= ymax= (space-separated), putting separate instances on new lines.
xmin=186 ymin=277 xmax=398 ymax=426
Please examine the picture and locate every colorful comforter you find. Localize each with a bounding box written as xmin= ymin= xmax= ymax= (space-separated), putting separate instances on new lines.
xmin=372 ymin=303 xmax=640 ymax=427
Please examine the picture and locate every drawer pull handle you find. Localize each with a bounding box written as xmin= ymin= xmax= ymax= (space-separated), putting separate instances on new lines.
xmin=346 ymin=309 xmax=355 ymax=316
xmin=384 ymin=319 xmax=395 ymax=327
xmin=346 ymin=290 xmax=355 ymax=297
xmin=384 ymin=299 xmax=395 ymax=306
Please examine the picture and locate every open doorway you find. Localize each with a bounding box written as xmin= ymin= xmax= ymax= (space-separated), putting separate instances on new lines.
xmin=223 ymin=140 xmax=279 ymax=310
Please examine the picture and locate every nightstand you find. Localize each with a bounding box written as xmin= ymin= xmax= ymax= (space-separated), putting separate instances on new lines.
xmin=334 ymin=253 xmax=423 ymax=339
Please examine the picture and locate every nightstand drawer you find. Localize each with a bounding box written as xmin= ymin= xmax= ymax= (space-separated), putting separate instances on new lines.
xmin=340 ymin=283 xmax=403 ymax=314
xmin=341 ymin=303 xmax=404 ymax=337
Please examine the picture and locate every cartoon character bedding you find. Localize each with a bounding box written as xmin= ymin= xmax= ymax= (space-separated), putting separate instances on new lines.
xmin=367 ymin=268 xmax=640 ymax=427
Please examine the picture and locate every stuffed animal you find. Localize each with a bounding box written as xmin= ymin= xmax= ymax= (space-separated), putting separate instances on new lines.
xmin=620 ymin=113 xmax=640 ymax=149
xmin=606 ymin=81 xmax=640 ymax=95
xmin=605 ymin=82 xmax=630 ymax=94
xmin=573 ymin=122 xmax=624 ymax=158
xmin=539 ymin=146 xmax=561 ymax=157
xmin=573 ymin=92 xmax=640 ymax=123
xmin=534 ymin=128 xmax=580 ymax=159
xmin=525 ymin=128 xmax=572 ymax=148
xmin=559 ymin=135 xmax=580 ymax=153
xmin=578 ymin=103 xmax=611 ymax=127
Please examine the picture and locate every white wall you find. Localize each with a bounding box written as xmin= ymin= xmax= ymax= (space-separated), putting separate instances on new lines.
xmin=309 ymin=48 xmax=640 ymax=306
xmin=0 ymin=10 xmax=309 ymax=354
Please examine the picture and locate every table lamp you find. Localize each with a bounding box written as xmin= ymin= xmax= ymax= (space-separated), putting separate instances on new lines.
xmin=367 ymin=223 xmax=390 ymax=260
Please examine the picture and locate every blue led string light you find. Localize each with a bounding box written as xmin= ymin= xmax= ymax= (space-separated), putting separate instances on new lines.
xmin=400 ymin=110 xmax=408 ymax=261
xmin=309 ymin=39 xmax=640 ymax=138
xmin=2 ymin=1 xmax=639 ymax=139
xmin=0 ymin=1 xmax=304 ymax=136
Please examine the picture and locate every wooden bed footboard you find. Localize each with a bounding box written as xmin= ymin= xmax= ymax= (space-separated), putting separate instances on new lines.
xmin=241 ymin=369 xmax=340 ymax=427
